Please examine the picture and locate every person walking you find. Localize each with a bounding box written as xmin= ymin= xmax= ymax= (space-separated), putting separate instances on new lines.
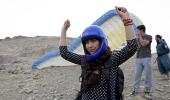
xmin=155 ymin=34 xmax=170 ymax=80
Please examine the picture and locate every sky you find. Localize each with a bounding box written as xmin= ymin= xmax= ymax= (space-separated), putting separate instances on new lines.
xmin=0 ymin=0 xmax=170 ymax=53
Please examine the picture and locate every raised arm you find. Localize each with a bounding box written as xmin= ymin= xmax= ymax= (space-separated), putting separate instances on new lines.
xmin=110 ymin=6 xmax=138 ymax=66
xmin=115 ymin=6 xmax=136 ymax=41
xmin=138 ymin=34 xmax=151 ymax=46
xmin=59 ymin=20 xmax=82 ymax=65
xmin=59 ymin=19 xmax=70 ymax=46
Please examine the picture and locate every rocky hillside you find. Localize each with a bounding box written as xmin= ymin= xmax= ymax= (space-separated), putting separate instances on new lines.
xmin=0 ymin=36 xmax=169 ymax=100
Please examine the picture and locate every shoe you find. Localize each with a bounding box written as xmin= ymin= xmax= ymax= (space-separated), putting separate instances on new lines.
xmin=130 ymin=91 xmax=137 ymax=96
xmin=166 ymin=73 xmax=169 ymax=80
xmin=161 ymin=74 xmax=167 ymax=80
xmin=144 ymin=92 xmax=152 ymax=99
xmin=162 ymin=74 xmax=169 ymax=80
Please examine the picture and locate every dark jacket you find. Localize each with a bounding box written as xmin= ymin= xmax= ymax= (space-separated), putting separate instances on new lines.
xmin=156 ymin=39 xmax=169 ymax=56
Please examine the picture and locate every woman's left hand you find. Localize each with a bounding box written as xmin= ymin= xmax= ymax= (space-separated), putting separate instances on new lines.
xmin=115 ymin=6 xmax=129 ymax=19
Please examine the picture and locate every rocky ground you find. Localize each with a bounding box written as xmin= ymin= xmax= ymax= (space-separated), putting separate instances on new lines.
xmin=0 ymin=36 xmax=170 ymax=100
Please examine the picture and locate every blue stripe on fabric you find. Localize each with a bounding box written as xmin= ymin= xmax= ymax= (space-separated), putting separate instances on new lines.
xmin=32 ymin=10 xmax=119 ymax=68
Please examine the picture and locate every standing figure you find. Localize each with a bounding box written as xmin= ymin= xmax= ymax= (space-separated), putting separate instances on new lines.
xmin=132 ymin=25 xmax=153 ymax=98
xmin=59 ymin=6 xmax=138 ymax=100
xmin=155 ymin=34 xmax=170 ymax=79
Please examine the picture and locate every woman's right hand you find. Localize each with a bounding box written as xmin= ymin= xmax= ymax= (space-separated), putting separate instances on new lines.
xmin=62 ymin=19 xmax=70 ymax=32
xmin=60 ymin=19 xmax=70 ymax=46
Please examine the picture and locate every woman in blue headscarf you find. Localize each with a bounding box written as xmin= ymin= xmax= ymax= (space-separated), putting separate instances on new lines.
xmin=59 ymin=6 xmax=138 ymax=100
xmin=155 ymin=34 xmax=170 ymax=80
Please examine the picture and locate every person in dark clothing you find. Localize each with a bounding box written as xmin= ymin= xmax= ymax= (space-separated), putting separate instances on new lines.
xmin=155 ymin=34 xmax=170 ymax=80
xmin=59 ymin=6 xmax=138 ymax=100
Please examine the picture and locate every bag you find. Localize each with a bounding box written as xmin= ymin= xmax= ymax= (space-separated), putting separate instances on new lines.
xmin=115 ymin=67 xmax=124 ymax=100
xmin=162 ymin=39 xmax=170 ymax=54
xmin=104 ymin=67 xmax=124 ymax=100
xmin=103 ymin=67 xmax=124 ymax=100
xmin=76 ymin=68 xmax=124 ymax=100
xmin=76 ymin=56 xmax=124 ymax=100
xmin=157 ymin=39 xmax=170 ymax=56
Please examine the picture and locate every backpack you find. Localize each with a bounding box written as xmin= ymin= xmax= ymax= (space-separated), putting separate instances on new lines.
xmin=115 ymin=67 xmax=124 ymax=100
xmin=162 ymin=39 xmax=170 ymax=54
xmin=102 ymin=66 xmax=124 ymax=100
xmin=109 ymin=51 xmax=124 ymax=100
xmin=76 ymin=56 xmax=125 ymax=100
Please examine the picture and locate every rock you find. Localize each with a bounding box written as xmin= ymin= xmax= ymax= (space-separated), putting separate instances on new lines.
xmin=26 ymin=96 xmax=36 ymax=100
xmin=156 ymin=88 xmax=164 ymax=92
xmin=0 ymin=36 xmax=170 ymax=100
xmin=22 ymin=87 xmax=33 ymax=94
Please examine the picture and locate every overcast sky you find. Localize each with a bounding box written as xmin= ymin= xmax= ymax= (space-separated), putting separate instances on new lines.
xmin=0 ymin=0 xmax=170 ymax=53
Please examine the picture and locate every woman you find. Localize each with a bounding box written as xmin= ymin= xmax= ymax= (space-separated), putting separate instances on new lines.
xmin=59 ymin=6 xmax=138 ymax=100
xmin=155 ymin=34 xmax=170 ymax=79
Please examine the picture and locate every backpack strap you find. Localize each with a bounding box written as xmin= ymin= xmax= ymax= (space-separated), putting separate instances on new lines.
xmin=162 ymin=39 xmax=170 ymax=54
xmin=103 ymin=54 xmax=124 ymax=100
